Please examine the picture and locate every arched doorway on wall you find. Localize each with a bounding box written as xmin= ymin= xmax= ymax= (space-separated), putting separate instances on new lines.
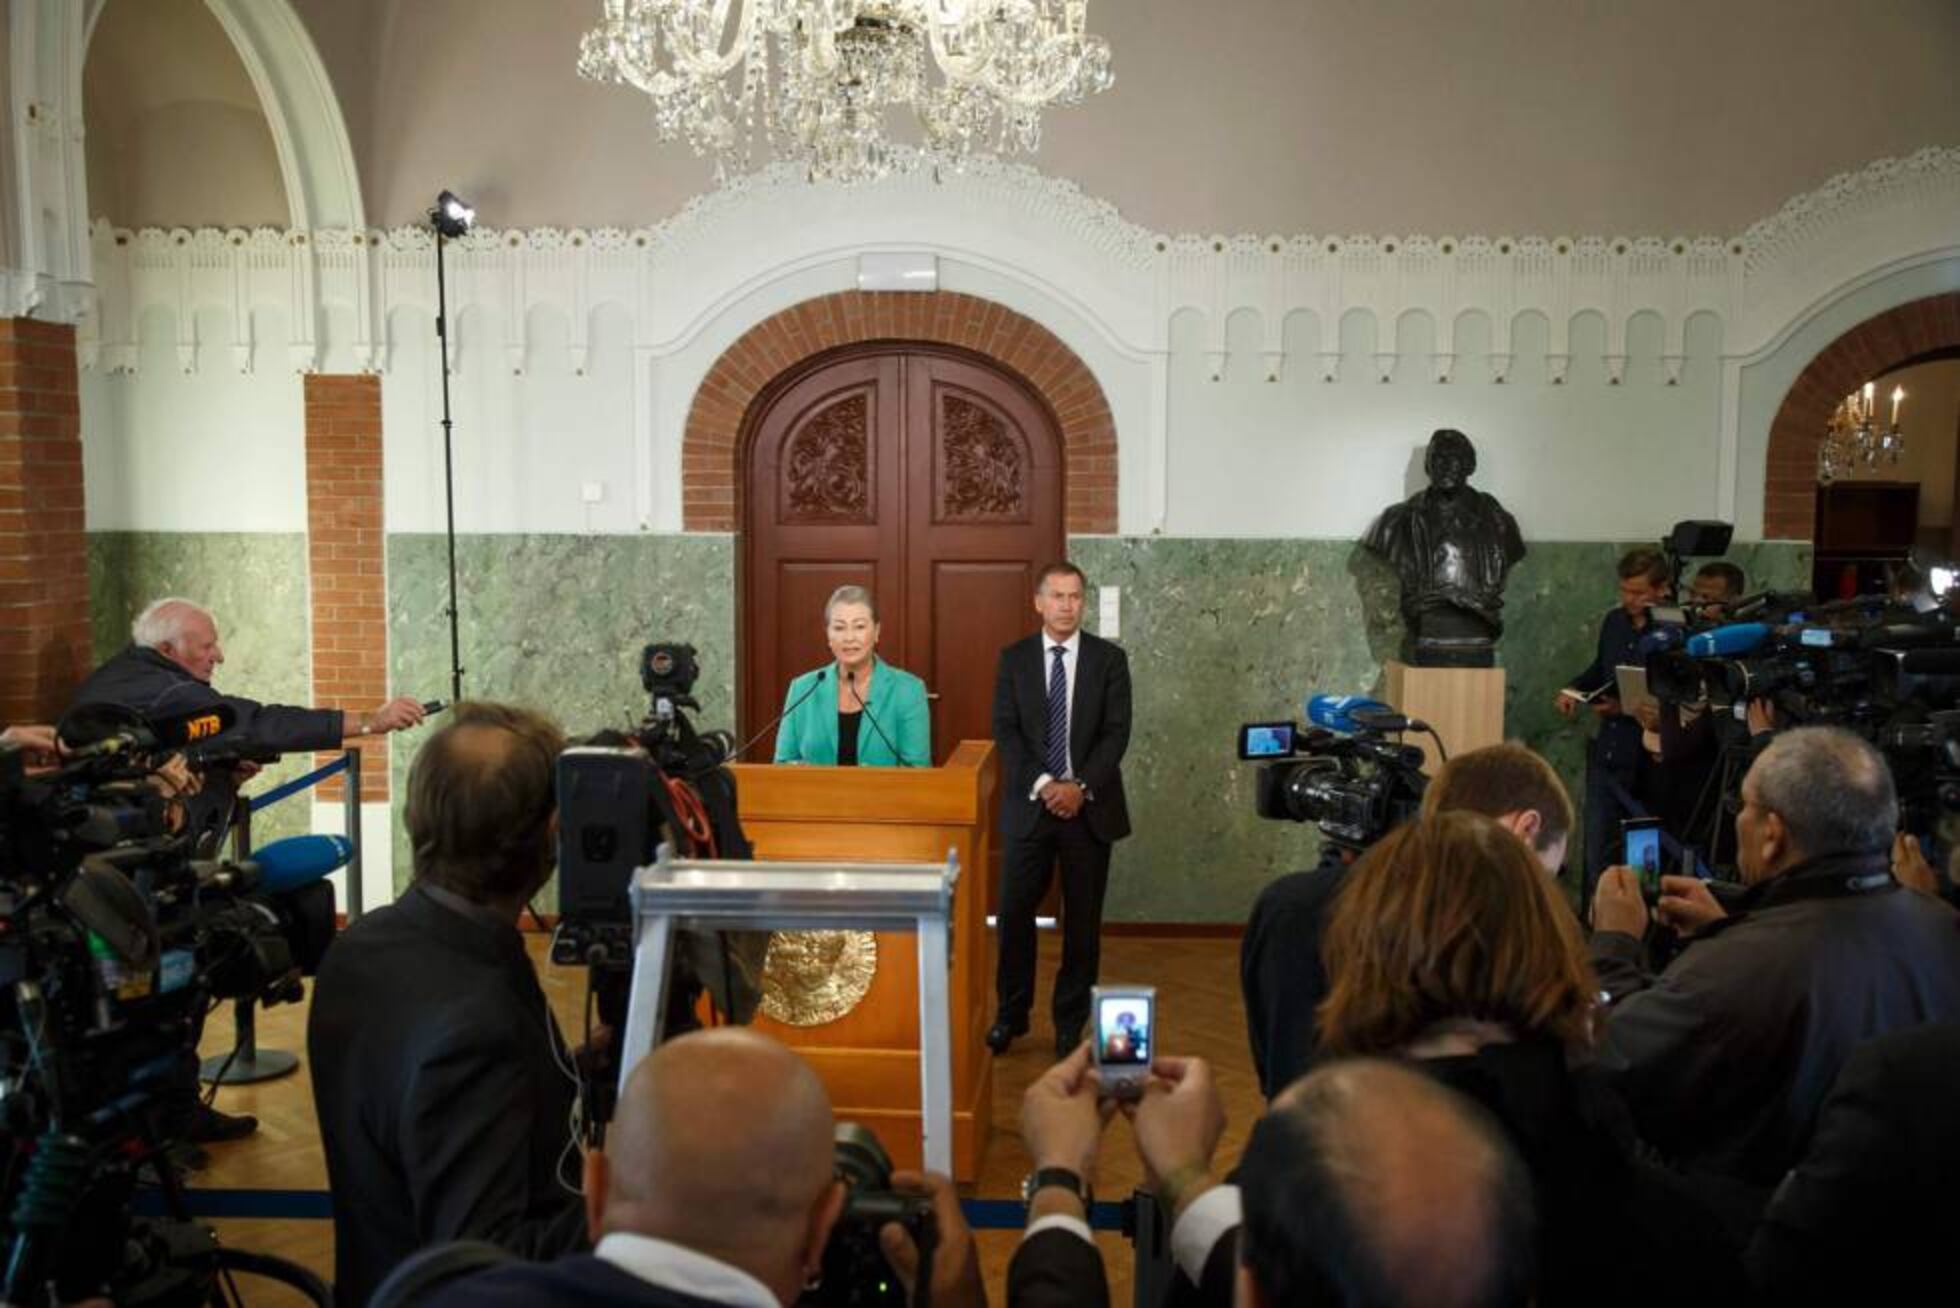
xmin=1762 ymin=291 xmax=1960 ymax=543
xmin=740 ymin=343 xmax=1065 ymax=765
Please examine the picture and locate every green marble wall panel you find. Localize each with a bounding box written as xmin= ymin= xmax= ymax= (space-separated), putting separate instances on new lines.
xmin=87 ymin=532 xmax=316 ymax=843
xmin=385 ymin=533 xmax=736 ymax=892
xmin=377 ymin=530 xmax=1805 ymax=918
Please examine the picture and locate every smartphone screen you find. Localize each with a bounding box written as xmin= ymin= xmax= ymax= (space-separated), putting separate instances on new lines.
xmin=1623 ymin=819 xmax=1662 ymax=893
xmin=1094 ymin=991 xmax=1152 ymax=1067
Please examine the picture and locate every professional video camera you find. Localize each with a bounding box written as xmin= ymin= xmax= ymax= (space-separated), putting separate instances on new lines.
xmin=803 ymin=1124 xmax=937 ymax=1308
xmin=553 ymin=641 xmax=767 ymax=1128
xmin=0 ymin=708 xmax=333 ymax=1304
xmin=1239 ymin=695 xmax=1429 ymax=850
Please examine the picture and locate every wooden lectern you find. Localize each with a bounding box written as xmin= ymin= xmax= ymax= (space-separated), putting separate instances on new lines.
xmin=727 ymin=740 xmax=998 ymax=1180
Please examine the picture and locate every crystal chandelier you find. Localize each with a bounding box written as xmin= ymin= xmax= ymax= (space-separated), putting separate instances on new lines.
xmin=1817 ymin=381 xmax=1907 ymax=484
xmin=577 ymin=1 xmax=1115 ymax=184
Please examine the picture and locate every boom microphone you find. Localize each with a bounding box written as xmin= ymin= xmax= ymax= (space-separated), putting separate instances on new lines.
xmin=248 ymin=834 xmax=353 ymax=895
xmin=728 ymin=670 xmax=826 ymax=761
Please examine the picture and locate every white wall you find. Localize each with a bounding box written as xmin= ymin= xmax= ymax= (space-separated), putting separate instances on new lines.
xmin=80 ymin=149 xmax=1960 ymax=543
xmin=81 ymin=307 xmax=308 ymax=532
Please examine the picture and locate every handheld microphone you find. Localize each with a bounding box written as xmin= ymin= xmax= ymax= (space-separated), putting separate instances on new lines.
xmin=1685 ymin=623 xmax=1772 ymax=658
xmin=728 ymin=670 xmax=826 ymax=761
xmin=1306 ymin=695 xmax=1395 ymax=734
xmin=845 ymin=666 xmax=909 ymax=766
xmin=248 ymin=833 xmax=354 ymax=895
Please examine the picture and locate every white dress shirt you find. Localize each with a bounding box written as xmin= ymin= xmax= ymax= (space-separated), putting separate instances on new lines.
xmin=1029 ymin=628 xmax=1083 ymax=798
xmin=594 ymin=1231 xmax=780 ymax=1308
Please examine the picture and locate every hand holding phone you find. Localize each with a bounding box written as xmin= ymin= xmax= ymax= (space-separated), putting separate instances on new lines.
xmin=1622 ymin=818 xmax=1662 ymax=897
xmin=1091 ymin=985 xmax=1155 ymax=1100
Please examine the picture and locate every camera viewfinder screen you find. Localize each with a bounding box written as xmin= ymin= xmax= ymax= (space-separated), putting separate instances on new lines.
xmin=1625 ymin=823 xmax=1661 ymax=891
xmin=1097 ymin=996 xmax=1151 ymax=1066
xmin=1240 ymin=723 xmax=1294 ymax=759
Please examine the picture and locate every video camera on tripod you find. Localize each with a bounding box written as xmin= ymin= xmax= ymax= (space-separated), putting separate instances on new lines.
xmin=0 ymin=706 xmax=334 ymax=1305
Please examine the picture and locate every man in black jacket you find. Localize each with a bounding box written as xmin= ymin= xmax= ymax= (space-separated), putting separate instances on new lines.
xmin=1009 ymin=1049 xmax=1536 ymax=1308
xmin=72 ymin=596 xmax=426 ymax=753
xmin=988 ymin=562 xmax=1132 ymax=1058
xmin=308 ymin=701 xmax=585 ymax=1306
xmin=1590 ymin=726 xmax=1960 ymax=1186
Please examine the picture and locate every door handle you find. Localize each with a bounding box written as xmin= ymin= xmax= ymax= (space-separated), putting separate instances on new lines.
xmin=927 ymin=692 xmax=941 ymax=701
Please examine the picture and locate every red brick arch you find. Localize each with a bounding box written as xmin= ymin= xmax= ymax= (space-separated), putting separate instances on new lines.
xmin=1763 ymin=292 xmax=1960 ymax=539
xmin=682 ymin=292 xmax=1117 ymax=532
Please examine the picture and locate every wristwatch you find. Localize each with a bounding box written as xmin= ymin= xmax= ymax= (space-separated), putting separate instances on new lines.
xmin=1021 ymin=1166 xmax=1093 ymax=1210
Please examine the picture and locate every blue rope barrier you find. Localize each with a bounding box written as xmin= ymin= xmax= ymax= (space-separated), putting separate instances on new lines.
xmin=247 ymin=754 xmax=350 ymax=813
xmin=138 ymin=1188 xmax=1126 ymax=1231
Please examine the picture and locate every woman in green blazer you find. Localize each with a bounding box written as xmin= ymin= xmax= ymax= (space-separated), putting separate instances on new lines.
xmin=773 ymin=585 xmax=932 ymax=767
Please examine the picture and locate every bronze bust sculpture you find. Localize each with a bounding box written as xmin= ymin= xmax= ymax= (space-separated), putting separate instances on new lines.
xmin=1361 ymin=429 xmax=1526 ymax=667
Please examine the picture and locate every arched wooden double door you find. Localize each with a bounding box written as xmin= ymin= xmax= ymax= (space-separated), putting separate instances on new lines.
xmin=741 ymin=344 xmax=1065 ymax=764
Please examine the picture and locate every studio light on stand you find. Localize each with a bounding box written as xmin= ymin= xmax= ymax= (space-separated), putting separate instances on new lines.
xmin=429 ymin=189 xmax=475 ymax=705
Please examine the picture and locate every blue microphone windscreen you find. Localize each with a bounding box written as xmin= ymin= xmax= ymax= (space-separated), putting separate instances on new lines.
xmin=254 ymin=834 xmax=354 ymax=894
xmin=1685 ymin=623 xmax=1770 ymax=658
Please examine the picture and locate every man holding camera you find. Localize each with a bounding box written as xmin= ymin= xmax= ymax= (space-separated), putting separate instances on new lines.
xmin=424 ymin=1028 xmax=985 ymax=1308
xmin=1590 ymin=726 xmax=1960 ymax=1185
xmin=309 ymin=701 xmax=586 ymax=1306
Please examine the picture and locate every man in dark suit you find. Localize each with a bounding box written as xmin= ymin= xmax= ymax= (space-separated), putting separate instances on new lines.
xmin=988 ymin=561 xmax=1133 ymax=1058
xmin=308 ymin=701 xmax=586 ymax=1306
xmin=1009 ymin=1049 xmax=1537 ymax=1308
xmin=427 ymin=1027 xmax=988 ymax=1308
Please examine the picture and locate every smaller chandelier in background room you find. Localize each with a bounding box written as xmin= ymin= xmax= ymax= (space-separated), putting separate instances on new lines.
xmin=577 ymin=0 xmax=1115 ymax=185
xmin=1817 ymin=381 xmax=1907 ymax=484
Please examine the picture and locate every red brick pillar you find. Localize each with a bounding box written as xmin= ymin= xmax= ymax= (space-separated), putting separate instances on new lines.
xmin=0 ymin=319 xmax=89 ymax=726
xmin=303 ymin=375 xmax=388 ymax=799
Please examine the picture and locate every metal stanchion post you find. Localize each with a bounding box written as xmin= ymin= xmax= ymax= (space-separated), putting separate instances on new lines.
xmin=345 ymin=747 xmax=363 ymax=921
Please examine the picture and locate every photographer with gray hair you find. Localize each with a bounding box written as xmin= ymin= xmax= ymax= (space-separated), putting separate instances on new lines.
xmin=1590 ymin=726 xmax=1960 ymax=1185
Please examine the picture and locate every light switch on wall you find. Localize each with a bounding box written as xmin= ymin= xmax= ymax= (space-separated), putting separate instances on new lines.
xmin=1098 ymin=585 xmax=1121 ymax=640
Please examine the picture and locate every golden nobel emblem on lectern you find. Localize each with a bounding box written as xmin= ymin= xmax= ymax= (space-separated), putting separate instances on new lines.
xmin=759 ymin=930 xmax=879 ymax=1026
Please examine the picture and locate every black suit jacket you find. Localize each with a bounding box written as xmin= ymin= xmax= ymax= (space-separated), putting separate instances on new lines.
xmin=425 ymin=1254 xmax=733 ymax=1307
xmin=1007 ymin=1224 xmax=1236 ymax=1308
xmin=1746 ymin=1022 xmax=1960 ymax=1303
xmin=308 ymin=883 xmax=587 ymax=1307
xmin=991 ymin=630 xmax=1131 ymax=843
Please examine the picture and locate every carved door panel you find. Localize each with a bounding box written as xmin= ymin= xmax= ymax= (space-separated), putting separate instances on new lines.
xmin=742 ymin=347 xmax=1063 ymax=768
xmin=902 ymin=354 xmax=1063 ymax=765
xmin=744 ymin=353 xmax=905 ymax=759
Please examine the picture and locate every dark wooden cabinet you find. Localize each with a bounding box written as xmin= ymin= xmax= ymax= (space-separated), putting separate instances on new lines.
xmin=1811 ymin=481 xmax=1919 ymax=599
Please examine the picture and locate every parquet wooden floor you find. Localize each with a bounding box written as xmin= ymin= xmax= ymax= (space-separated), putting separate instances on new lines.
xmin=190 ymin=931 xmax=1259 ymax=1307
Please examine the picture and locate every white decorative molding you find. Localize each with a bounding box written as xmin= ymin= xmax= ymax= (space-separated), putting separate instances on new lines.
xmin=77 ymin=147 xmax=1960 ymax=381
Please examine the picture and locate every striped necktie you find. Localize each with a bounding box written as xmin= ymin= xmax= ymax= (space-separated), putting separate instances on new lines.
xmin=1046 ymin=644 xmax=1070 ymax=779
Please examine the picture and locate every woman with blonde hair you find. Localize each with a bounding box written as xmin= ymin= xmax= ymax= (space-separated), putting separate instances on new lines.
xmin=1317 ymin=811 xmax=1743 ymax=1306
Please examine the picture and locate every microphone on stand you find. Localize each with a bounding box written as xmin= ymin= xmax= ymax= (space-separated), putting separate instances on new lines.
xmin=728 ymin=670 xmax=826 ymax=761
xmin=845 ymin=667 xmax=910 ymax=766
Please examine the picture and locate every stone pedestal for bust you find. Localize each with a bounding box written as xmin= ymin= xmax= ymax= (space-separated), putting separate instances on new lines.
xmin=1385 ymin=660 xmax=1506 ymax=774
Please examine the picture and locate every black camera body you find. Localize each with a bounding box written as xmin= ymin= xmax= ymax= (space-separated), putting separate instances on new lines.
xmin=0 ymin=729 xmax=331 ymax=1302
xmin=1241 ymin=720 xmax=1428 ymax=850
xmin=803 ymin=1124 xmax=936 ymax=1308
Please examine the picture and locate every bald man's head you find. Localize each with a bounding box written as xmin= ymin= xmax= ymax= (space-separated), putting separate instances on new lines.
xmin=1240 ymin=1060 xmax=1535 ymax=1308
xmin=593 ymin=1029 xmax=840 ymax=1300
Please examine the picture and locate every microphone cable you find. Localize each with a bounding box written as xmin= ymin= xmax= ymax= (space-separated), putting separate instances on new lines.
xmin=845 ymin=667 xmax=909 ymax=766
xmin=728 ymin=669 xmax=827 ymax=761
